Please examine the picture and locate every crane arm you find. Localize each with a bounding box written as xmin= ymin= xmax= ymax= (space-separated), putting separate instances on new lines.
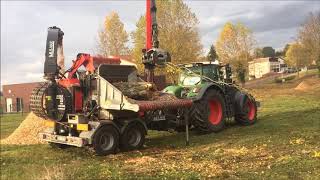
xmin=143 ymin=0 xmax=170 ymax=82
xmin=67 ymin=53 xmax=95 ymax=79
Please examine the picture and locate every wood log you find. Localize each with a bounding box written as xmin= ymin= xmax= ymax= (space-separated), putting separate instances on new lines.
xmin=113 ymin=82 xmax=157 ymax=100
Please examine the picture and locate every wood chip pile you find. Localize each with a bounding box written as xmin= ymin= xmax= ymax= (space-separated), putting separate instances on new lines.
xmin=295 ymin=81 xmax=311 ymax=91
xmin=1 ymin=113 xmax=47 ymax=145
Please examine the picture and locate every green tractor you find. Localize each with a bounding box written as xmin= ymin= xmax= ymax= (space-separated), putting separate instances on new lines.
xmin=163 ymin=62 xmax=259 ymax=133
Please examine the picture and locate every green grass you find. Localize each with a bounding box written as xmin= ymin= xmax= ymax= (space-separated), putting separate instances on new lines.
xmin=0 ymin=113 xmax=27 ymax=139
xmin=1 ymin=84 xmax=320 ymax=179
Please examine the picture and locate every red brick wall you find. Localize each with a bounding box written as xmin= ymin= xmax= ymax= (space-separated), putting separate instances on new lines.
xmin=2 ymin=82 xmax=42 ymax=112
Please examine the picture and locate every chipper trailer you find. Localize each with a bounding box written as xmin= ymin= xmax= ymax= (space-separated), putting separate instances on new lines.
xmin=30 ymin=0 xmax=259 ymax=155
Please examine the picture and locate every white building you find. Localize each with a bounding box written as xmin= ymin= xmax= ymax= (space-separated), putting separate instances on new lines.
xmin=248 ymin=57 xmax=287 ymax=79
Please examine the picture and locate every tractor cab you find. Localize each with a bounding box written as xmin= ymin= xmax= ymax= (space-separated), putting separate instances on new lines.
xmin=163 ymin=61 xmax=233 ymax=98
xmin=179 ymin=62 xmax=223 ymax=86
xmin=178 ymin=62 xmax=233 ymax=86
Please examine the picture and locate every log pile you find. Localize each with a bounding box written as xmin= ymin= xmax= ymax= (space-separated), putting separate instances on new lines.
xmin=113 ymin=82 xmax=157 ymax=100
xmin=113 ymin=81 xmax=178 ymax=101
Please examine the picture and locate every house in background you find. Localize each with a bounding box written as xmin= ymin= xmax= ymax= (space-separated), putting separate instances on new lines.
xmin=248 ymin=57 xmax=287 ymax=79
xmin=2 ymin=82 xmax=41 ymax=113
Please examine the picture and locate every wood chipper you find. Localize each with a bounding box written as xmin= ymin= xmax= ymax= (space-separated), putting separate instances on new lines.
xmin=30 ymin=0 xmax=259 ymax=155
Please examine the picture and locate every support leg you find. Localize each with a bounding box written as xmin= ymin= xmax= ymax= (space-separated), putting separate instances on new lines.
xmin=184 ymin=108 xmax=189 ymax=146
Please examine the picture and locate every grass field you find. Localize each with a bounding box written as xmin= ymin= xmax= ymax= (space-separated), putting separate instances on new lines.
xmin=0 ymin=113 xmax=27 ymax=139
xmin=1 ymin=76 xmax=319 ymax=179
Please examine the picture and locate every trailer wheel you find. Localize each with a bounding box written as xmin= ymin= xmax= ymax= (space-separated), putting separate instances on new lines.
xmin=190 ymin=89 xmax=226 ymax=133
xmin=235 ymin=98 xmax=257 ymax=125
xmin=92 ymin=125 xmax=119 ymax=156
xmin=120 ymin=123 xmax=146 ymax=151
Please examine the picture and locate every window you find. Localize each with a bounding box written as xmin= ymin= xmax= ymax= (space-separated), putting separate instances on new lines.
xmin=270 ymin=64 xmax=280 ymax=72
xmin=16 ymin=98 xmax=23 ymax=112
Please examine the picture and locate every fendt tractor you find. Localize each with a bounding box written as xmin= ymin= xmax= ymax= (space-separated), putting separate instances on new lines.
xmin=30 ymin=0 xmax=259 ymax=155
xmin=163 ymin=62 xmax=258 ymax=133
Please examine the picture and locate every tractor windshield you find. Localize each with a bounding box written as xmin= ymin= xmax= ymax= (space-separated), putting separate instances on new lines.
xmin=179 ymin=64 xmax=221 ymax=86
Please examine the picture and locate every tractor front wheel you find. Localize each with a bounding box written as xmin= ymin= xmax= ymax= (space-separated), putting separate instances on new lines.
xmin=235 ymin=98 xmax=257 ymax=125
xmin=190 ymin=89 xmax=226 ymax=133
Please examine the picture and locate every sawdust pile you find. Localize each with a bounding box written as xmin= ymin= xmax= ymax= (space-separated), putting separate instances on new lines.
xmin=295 ymin=81 xmax=311 ymax=91
xmin=1 ymin=113 xmax=47 ymax=145
xmin=294 ymin=76 xmax=320 ymax=91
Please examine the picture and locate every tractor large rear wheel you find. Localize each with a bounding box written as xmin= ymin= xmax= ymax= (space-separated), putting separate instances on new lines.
xmin=190 ymin=89 xmax=226 ymax=133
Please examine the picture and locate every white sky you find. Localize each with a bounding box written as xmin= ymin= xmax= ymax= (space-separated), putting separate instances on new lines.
xmin=1 ymin=0 xmax=319 ymax=85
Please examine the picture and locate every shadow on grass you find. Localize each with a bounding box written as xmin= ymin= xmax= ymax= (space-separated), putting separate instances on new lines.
xmin=145 ymin=108 xmax=320 ymax=150
xmin=1 ymin=108 xmax=318 ymax=158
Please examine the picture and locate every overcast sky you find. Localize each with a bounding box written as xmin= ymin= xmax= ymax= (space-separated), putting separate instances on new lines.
xmin=1 ymin=1 xmax=319 ymax=85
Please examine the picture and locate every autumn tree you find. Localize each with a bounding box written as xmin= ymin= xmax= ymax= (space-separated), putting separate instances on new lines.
xmin=207 ymin=45 xmax=218 ymax=62
xmin=131 ymin=16 xmax=146 ymax=72
xmin=298 ymin=12 xmax=320 ymax=76
xmin=253 ymin=48 xmax=263 ymax=58
xmin=131 ymin=0 xmax=203 ymax=78
xmin=285 ymin=43 xmax=312 ymax=77
xmin=262 ymin=46 xmax=275 ymax=57
xmin=283 ymin=44 xmax=291 ymax=56
xmin=98 ymin=11 xmax=129 ymax=56
xmin=274 ymin=44 xmax=290 ymax=57
xmin=281 ymin=44 xmax=290 ymax=56
xmin=275 ymin=51 xmax=283 ymax=57
xmin=215 ymin=22 xmax=255 ymax=84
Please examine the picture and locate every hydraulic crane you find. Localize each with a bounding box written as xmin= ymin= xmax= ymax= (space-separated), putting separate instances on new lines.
xmin=142 ymin=0 xmax=171 ymax=82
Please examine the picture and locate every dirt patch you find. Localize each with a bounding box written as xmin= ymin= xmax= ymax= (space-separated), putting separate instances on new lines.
xmin=1 ymin=113 xmax=47 ymax=145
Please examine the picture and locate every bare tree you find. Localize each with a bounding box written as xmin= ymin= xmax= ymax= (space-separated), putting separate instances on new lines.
xmin=298 ymin=12 xmax=320 ymax=76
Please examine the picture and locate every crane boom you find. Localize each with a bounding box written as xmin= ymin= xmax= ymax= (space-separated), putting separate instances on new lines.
xmin=146 ymin=0 xmax=159 ymax=49
xmin=143 ymin=0 xmax=170 ymax=83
